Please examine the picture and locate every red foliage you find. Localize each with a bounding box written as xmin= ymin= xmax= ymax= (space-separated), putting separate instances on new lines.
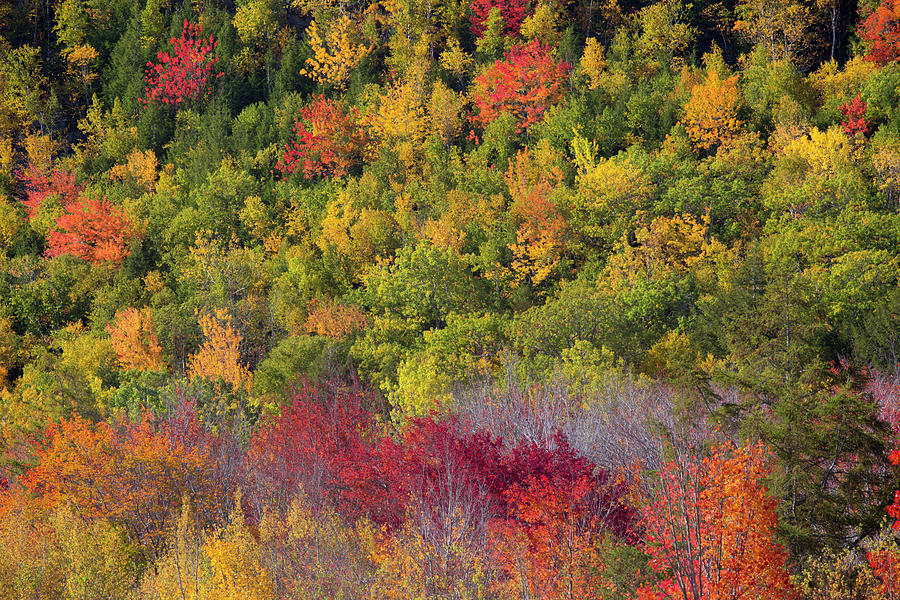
xmin=839 ymin=94 xmax=870 ymax=137
xmin=143 ymin=20 xmax=220 ymax=107
xmin=862 ymin=0 xmax=900 ymax=65
xmin=470 ymin=41 xmax=571 ymax=134
xmin=869 ymin=546 xmax=900 ymax=598
xmin=276 ymin=95 xmax=369 ymax=179
xmin=248 ymin=378 xmax=408 ymax=525
xmin=469 ymin=0 xmax=530 ymax=38
xmin=47 ymin=196 xmax=135 ymax=264
xmin=16 ymin=164 xmax=83 ymax=220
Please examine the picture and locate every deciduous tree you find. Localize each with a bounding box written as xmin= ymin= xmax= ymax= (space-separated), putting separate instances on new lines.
xmin=470 ymin=41 xmax=571 ymax=134
xmin=143 ymin=20 xmax=220 ymax=107
xmin=636 ymin=442 xmax=797 ymax=600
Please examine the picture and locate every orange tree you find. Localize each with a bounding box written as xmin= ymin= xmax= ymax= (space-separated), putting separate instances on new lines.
xmin=635 ymin=441 xmax=797 ymax=600
xmin=22 ymin=413 xmax=222 ymax=559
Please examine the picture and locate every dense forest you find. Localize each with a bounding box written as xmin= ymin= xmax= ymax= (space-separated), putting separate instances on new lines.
xmin=2 ymin=0 xmax=900 ymax=596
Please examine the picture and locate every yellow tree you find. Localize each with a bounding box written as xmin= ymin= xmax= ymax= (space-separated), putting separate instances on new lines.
xmin=203 ymin=495 xmax=274 ymax=600
xmin=107 ymin=307 xmax=164 ymax=372
xmin=681 ymin=70 xmax=742 ymax=152
xmin=733 ymin=0 xmax=809 ymax=63
xmin=570 ymin=135 xmax=655 ymax=246
xmin=301 ymin=15 xmax=373 ymax=88
xmin=188 ymin=309 xmax=252 ymax=394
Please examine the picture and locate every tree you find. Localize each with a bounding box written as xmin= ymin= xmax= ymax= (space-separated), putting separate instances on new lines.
xmin=47 ymin=196 xmax=136 ymax=264
xmin=733 ymin=0 xmax=809 ymax=63
xmin=838 ymin=94 xmax=870 ymax=137
xmin=23 ymin=414 xmax=220 ymax=559
xmin=470 ymin=41 xmax=571 ymax=134
xmin=862 ymin=0 xmax=900 ymax=65
xmin=301 ymin=16 xmax=372 ymax=89
xmin=470 ymin=0 xmax=530 ymax=39
xmin=681 ymin=70 xmax=743 ymax=152
xmin=489 ymin=433 xmax=634 ymax=600
xmin=636 ymin=442 xmax=797 ymax=600
xmin=143 ymin=20 xmax=220 ymax=107
xmin=187 ymin=309 xmax=252 ymax=395
xmin=17 ymin=163 xmax=83 ymax=234
xmin=202 ymin=495 xmax=274 ymax=600
xmin=107 ymin=307 xmax=164 ymax=372
xmin=276 ymin=95 xmax=369 ymax=179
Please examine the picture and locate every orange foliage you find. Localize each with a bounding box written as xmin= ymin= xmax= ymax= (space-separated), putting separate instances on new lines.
xmin=107 ymin=307 xmax=164 ymax=371
xmin=505 ymin=148 xmax=569 ymax=287
xmin=471 ymin=41 xmax=571 ymax=133
xmin=681 ymin=71 xmax=742 ymax=151
xmin=637 ymin=442 xmax=796 ymax=600
xmin=305 ymin=298 xmax=369 ymax=340
xmin=188 ymin=309 xmax=252 ymax=393
xmin=491 ymin=477 xmax=608 ymax=599
xmin=862 ymin=0 xmax=900 ymax=65
xmin=47 ymin=197 xmax=136 ymax=264
xmin=22 ymin=414 xmax=217 ymax=557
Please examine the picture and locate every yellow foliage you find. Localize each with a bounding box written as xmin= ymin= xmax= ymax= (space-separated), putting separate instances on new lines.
xmin=782 ymin=126 xmax=853 ymax=179
xmin=438 ymin=38 xmax=472 ymax=77
xmin=872 ymin=139 xmax=900 ymax=209
xmin=808 ymin=57 xmax=877 ymax=103
xmin=0 ymin=494 xmax=65 ymax=599
xmin=580 ymin=37 xmax=608 ymax=91
xmin=318 ymin=189 xmax=400 ymax=278
xmin=733 ymin=0 xmax=808 ymax=63
xmin=239 ymin=195 xmax=275 ymax=243
xmin=0 ymin=195 xmax=21 ymax=253
xmin=681 ymin=70 xmax=742 ymax=151
xmin=366 ymin=75 xmax=429 ymax=147
xmin=508 ymin=226 xmax=564 ymax=287
xmin=571 ymin=138 xmax=655 ymax=241
xmin=424 ymin=215 xmax=466 ymax=253
xmin=64 ymin=43 xmax=99 ymax=91
xmin=0 ymin=136 xmax=13 ymax=176
xmin=428 ymin=80 xmax=466 ymax=146
xmin=257 ymin=490 xmax=376 ymax=598
xmin=24 ymin=133 xmax=56 ymax=173
xmin=0 ymin=316 xmax=16 ymax=390
xmin=301 ymin=16 xmax=372 ymax=88
xmin=203 ymin=496 xmax=274 ymax=600
xmin=369 ymin=515 xmax=490 ymax=600
xmin=605 ymin=213 xmax=714 ymax=286
xmin=143 ymin=500 xmax=207 ymax=600
xmin=792 ymin=548 xmax=878 ymax=600
xmin=636 ymin=0 xmax=696 ymax=67
xmin=109 ymin=148 xmax=158 ymax=191
xmin=520 ymin=2 xmax=561 ymax=47
xmin=188 ymin=309 xmax=252 ymax=394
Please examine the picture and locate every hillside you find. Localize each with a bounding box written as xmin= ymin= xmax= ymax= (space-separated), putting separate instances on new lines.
xmin=2 ymin=0 xmax=900 ymax=597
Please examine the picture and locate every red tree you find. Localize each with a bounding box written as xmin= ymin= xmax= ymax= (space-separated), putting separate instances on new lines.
xmin=862 ymin=0 xmax=900 ymax=65
xmin=839 ymin=94 xmax=870 ymax=137
xmin=143 ymin=20 xmax=220 ymax=107
xmin=247 ymin=378 xmax=408 ymax=525
xmin=16 ymin=164 xmax=83 ymax=220
xmin=470 ymin=41 xmax=571 ymax=134
xmin=489 ymin=433 xmax=634 ymax=599
xmin=469 ymin=0 xmax=530 ymax=38
xmin=47 ymin=196 xmax=135 ymax=264
xmin=276 ymin=95 xmax=369 ymax=179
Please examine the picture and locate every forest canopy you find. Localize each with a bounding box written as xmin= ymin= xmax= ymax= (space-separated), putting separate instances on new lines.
xmin=2 ymin=0 xmax=900 ymax=597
